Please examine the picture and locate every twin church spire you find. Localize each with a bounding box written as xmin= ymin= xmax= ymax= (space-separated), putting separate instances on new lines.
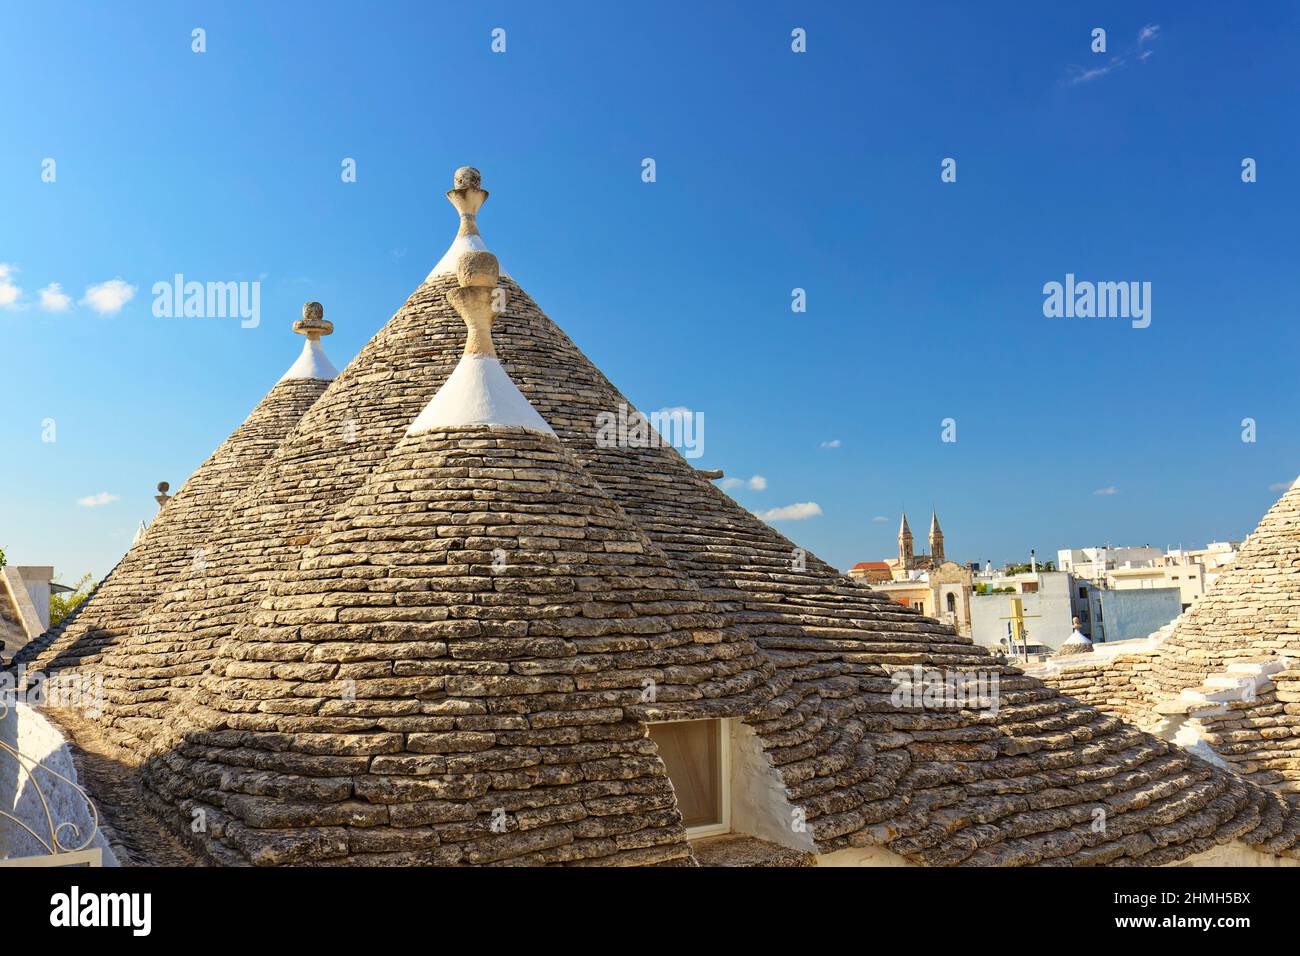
xmin=898 ymin=508 xmax=944 ymax=569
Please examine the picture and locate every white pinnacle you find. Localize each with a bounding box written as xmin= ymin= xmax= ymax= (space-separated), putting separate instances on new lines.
xmin=425 ymin=166 xmax=509 ymax=281
xmin=408 ymin=219 xmax=553 ymax=437
xmin=407 ymin=353 xmax=553 ymax=435
xmin=279 ymin=301 xmax=339 ymax=382
xmin=280 ymin=337 xmax=338 ymax=382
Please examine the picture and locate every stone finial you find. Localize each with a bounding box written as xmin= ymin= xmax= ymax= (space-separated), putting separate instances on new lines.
xmin=447 ymin=167 xmax=489 ymax=239
xmin=447 ymin=250 xmax=501 ymax=358
xmin=293 ymin=301 xmax=334 ymax=340
xmin=155 ymin=481 xmax=172 ymax=508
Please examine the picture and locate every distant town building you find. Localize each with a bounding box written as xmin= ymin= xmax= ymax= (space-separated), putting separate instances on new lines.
xmin=847 ymin=561 xmax=892 ymax=584
xmin=1057 ymin=541 xmax=1241 ymax=612
xmin=848 ymin=510 xmax=973 ymax=635
xmin=970 ymin=570 xmax=1089 ymax=655
xmin=0 ymin=564 xmax=56 ymax=662
xmin=888 ymin=510 xmax=945 ymax=575
xmin=969 ymin=565 xmax=1182 ymax=657
xmin=849 ymin=528 xmax=1228 ymax=656
xmin=1058 ymin=545 xmax=1164 ymax=578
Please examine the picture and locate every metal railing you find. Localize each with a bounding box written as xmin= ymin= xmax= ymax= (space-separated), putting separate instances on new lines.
xmin=0 ymin=700 xmax=102 ymax=866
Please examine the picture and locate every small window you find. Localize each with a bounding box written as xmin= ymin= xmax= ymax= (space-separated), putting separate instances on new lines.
xmin=1078 ymin=587 xmax=1088 ymax=599
xmin=946 ymin=593 xmax=957 ymax=613
xmin=648 ymin=719 xmax=730 ymax=837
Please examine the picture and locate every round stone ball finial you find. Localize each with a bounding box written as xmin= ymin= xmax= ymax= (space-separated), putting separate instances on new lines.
xmin=445 ymin=166 xmax=488 ymax=228
xmin=456 ymin=250 xmax=500 ymax=289
xmin=303 ymin=301 xmax=324 ymax=322
xmin=157 ymin=481 xmax=170 ymax=494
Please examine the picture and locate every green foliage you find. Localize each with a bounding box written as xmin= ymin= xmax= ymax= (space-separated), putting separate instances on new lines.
xmin=50 ymin=573 xmax=94 ymax=627
xmin=1004 ymin=560 xmax=1056 ymax=575
xmin=0 ymin=545 xmax=6 ymax=568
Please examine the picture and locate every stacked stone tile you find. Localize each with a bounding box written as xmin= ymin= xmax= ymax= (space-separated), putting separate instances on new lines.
xmin=1141 ymin=658 xmax=1300 ymax=794
xmin=1034 ymin=650 xmax=1158 ymax=726
xmin=141 ymin=248 xmax=771 ymax=865
xmin=70 ymin=169 xmax=1300 ymax=865
xmin=1054 ymin=638 xmax=1093 ymax=658
xmin=1147 ymin=480 xmax=1300 ymax=701
xmin=1039 ymin=481 xmax=1300 ymax=798
xmin=1035 ymin=621 xmax=1177 ymax=721
xmin=1253 ymin=665 xmax=1300 ymax=792
xmin=1053 ymin=643 xmax=1092 ymax=658
xmin=12 ymin=316 xmax=335 ymax=677
xmin=90 ymin=177 xmax=520 ymax=755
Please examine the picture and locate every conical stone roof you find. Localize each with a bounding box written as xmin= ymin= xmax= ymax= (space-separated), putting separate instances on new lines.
xmin=1054 ymin=632 xmax=1094 ymax=658
xmin=140 ymin=251 xmax=770 ymax=865
xmin=81 ymin=169 xmax=1300 ymax=865
xmin=91 ymin=178 xmax=532 ymax=754
xmin=1149 ymin=479 xmax=1300 ymax=699
xmin=144 ymin=421 xmax=771 ymax=865
xmin=13 ymin=313 xmax=336 ymax=677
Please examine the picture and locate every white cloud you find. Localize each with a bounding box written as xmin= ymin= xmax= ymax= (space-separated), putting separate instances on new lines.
xmin=1093 ymin=486 xmax=1119 ymax=497
xmin=78 ymin=491 xmax=120 ymax=507
xmin=756 ymin=501 xmax=822 ymax=522
xmin=1269 ymin=481 xmax=1294 ymax=492
xmin=0 ymin=262 xmax=23 ymax=308
xmin=81 ymin=278 xmax=137 ymax=314
xmin=1069 ymin=58 xmax=1122 ymax=85
xmin=820 ymin=439 xmax=842 ymax=449
xmin=39 ymin=282 xmax=71 ymax=312
xmin=720 ymin=474 xmax=767 ymax=492
xmin=1067 ymin=26 xmax=1159 ymax=85
xmin=872 ymin=515 xmax=889 ymax=523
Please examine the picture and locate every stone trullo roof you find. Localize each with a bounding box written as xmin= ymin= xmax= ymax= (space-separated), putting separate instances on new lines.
xmin=12 ymin=313 xmax=336 ymax=676
xmin=1054 ymin=625 xmax=1094 ymax=658
xmin=1040 ymin=479 xmax=1300 ymax=796
xmin=1149 ymin=479 xmax=1300 ymax=698
xmin=49 ymin=168 xmax=1300 ymax=866
xmin=140 ymin=250 xmax=771 ymax=865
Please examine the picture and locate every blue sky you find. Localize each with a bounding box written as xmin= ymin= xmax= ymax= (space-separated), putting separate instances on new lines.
xmin=2 ymin=1 xmax=1299 ymax=582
